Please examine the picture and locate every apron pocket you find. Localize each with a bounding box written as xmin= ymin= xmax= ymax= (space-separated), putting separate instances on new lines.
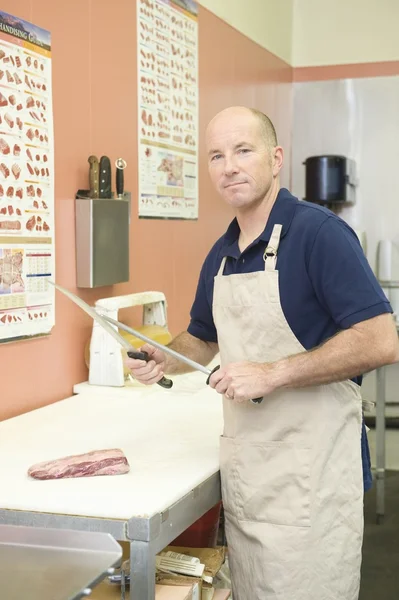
xmin=220 ymin=436 xmax=311 ymax=527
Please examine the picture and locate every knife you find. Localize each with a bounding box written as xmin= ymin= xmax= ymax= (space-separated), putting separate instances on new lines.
xmin=115 ymin=158 xmax=126 ymax=198
xmin=99 ymin=156 xmax=112 ymax=198
xmin=88 ymin=155 xmax=99 ymax=198
xmin=48 ymin=281 xmax=263 ymax=403
xmin=47 ymin=281 xmax=172 ymax=390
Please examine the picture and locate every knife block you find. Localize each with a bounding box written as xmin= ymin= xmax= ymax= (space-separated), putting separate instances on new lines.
xmin=75 ymin=196 xmax=130 ymax=288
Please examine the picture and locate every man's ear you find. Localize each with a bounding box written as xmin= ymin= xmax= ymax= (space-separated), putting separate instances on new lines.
xmin=272 ymin=146 xmax=284 ymax=176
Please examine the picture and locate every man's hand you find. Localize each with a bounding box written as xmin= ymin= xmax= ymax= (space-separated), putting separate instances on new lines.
xmin=208 ymin=361 xmax=277 ymax=402
xmin=125 ymin=343 xmax=166 ymax=385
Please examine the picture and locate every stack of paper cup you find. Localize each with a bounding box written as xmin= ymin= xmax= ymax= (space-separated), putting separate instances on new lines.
xmin=377 ymin=239 xmax=393 ymax=282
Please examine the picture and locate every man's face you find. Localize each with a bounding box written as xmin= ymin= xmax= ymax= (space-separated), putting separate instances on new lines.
xmin=206 ymin=111 xmax=281 ymax=210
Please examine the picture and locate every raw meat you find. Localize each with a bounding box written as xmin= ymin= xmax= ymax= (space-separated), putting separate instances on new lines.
xmin=28 ymin=448 xmax=130 ymax=480
xmin=13 ymin=144 xmax=20 ymax=156
xmin=0 ymin=92 xmax=8 ymax=107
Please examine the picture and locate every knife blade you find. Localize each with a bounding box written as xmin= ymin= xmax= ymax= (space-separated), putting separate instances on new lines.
xmin=99 ymin=156 xmax=112 ymax=198
xmin=88 ymin=155 xmax=99 ymax=198
xmin=47 ymin=281 xmax=172 ymax=389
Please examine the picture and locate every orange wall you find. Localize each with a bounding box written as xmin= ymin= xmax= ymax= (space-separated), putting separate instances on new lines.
xmin=1 ymin=0 xmax=291 ymax=421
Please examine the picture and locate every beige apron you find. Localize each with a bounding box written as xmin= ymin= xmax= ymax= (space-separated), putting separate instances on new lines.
xmin=213 ymin=224 xmax=364 ymax=600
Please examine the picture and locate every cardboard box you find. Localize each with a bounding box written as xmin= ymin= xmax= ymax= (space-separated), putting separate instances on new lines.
xmin=93 ymin=543 xmax=227 ymax=600
xmin=91 ymin=581 xmax=195 ymax=600
xmin=213 ymin=591 xmax=231 ymax=600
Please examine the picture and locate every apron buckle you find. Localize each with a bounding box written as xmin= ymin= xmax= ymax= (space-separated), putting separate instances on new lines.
xmin=263 ymin=246 xmax=277 ymax=260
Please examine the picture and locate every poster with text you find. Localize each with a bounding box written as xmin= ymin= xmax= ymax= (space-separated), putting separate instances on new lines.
xmin=0 ymin=11 xmax=55 ymax=341
xmin=137 ymin=0 xmax=198 ymax=219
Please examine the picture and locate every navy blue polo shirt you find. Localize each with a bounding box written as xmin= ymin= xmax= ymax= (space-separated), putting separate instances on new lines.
xmin=188 ymin=188 xmax=392 ymax=491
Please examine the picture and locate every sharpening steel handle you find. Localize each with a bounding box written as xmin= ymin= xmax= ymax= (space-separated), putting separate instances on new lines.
xmin=116 ymin=166 xmax=124 ymax=197
xmin=127 ymin=350 xmax=173 ymax=389
xmin=206 ymin=365 xmax=263 ymax=404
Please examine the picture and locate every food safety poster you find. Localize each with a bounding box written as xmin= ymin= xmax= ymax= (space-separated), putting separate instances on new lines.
xmin=0 ymin=11 xmax=54 ymax=342
xmin=137 ymin=0 xmax=199 ymax=219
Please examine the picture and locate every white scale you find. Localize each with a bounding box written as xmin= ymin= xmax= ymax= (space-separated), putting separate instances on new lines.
xmin=89 ymin=291 xmax=168 ymax=387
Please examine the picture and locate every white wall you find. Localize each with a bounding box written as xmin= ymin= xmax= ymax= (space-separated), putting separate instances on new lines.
xmin=292 ymin=0 xmax=399 ymax=67
xmin=199 ymin=0 xmax=293 ymax=64
xmin=291 ymin=75 xmax=399 ymax=403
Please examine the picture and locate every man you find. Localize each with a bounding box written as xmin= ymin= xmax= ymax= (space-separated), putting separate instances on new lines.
xmin=126 ymin=106 xmax=399 ymax=599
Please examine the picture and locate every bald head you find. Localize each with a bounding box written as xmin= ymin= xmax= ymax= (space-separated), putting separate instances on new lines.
xmin=206 ymin=106 xmax=278 ymax=150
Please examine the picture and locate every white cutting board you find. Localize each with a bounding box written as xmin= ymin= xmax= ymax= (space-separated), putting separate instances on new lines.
xmin=0 ymin=380 xmax=223 ymax=520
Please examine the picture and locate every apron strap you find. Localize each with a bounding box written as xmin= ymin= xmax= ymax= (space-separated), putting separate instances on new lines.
xmin=264 ymin=224 xmax=283 ymax=271
xmin=217 ymin=256 xmax=228 ymax=276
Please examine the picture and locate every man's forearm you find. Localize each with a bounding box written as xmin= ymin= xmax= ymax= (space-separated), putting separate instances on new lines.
xmin=164 ymin=331 xmax=218 ymax=375
xmin=270 ymin=314 xmax=399 ymax=391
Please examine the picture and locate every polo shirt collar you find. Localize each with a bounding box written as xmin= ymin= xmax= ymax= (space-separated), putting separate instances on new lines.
xmin=221 ymin=188 xmax=297 ymax=258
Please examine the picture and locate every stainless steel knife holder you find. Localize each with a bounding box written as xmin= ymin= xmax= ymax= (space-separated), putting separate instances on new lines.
xmin=75 ymin=196 xmax=130 ymax=288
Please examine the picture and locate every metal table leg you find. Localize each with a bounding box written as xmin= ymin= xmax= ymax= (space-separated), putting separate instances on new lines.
xmin=129 ymin=539 xmax=157 ymax=600
xmin=375 ymin=366 xmax=386 ymax=525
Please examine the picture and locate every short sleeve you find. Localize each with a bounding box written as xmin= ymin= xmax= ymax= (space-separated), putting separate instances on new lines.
xmin=187 ymin=257 xmax=218 ymax=342
xmin=308 ymin=217 xmax=392 ymax=328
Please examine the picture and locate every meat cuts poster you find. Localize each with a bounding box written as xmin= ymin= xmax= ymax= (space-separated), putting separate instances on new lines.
xmin=0 ymin=11 xmax=54 ymax=342
xmin=137 ymin=0 xmax=199 ymax=219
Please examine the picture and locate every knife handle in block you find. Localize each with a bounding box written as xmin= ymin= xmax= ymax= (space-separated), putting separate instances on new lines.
xmin=127 ymin=350 xmax=173 ymax=389
xmin=99 ymin=155 xmax=112 ymax=198
xmin=88 ymin=155 xmax=99 ymax=198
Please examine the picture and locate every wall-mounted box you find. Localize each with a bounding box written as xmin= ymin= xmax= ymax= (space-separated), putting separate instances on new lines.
xmin=75 ymin=197 xmax=129 ymax=288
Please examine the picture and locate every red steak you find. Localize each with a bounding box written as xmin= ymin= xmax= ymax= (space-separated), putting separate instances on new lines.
xmin=28 ymin=448 xmax=130 ymax=480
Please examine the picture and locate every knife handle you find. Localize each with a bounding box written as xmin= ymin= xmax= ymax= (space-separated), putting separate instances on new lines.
xmin=127 ymin=350 xmax=173 ymax=389
xmin=206 ymin=365 xmax=263 ymax=404
xmin=99 ymin=156 xmax=112 ymax=198
xmin=88 ymin=155 xmax=99 ymax=198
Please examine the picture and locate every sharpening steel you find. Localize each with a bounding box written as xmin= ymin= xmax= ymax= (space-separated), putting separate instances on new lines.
xmin=48 ymin=281 xmax=262 ymax=403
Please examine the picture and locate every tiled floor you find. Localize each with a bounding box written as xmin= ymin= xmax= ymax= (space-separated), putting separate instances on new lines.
xmin=360 ymin=470 xmax=399 ymax=600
